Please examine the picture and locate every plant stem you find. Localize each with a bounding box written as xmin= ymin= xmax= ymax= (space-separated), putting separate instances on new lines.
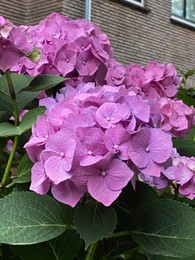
xmin=4 ymin=70 xmax=19 ymax=126
xmin=108 ymin=230 xmax=131 ymax=238
xmin=1 ymin=135 xmax=19 ymax=187
xmin=1 ymin=71 xmax=20 ymax=187
xmin=173 ymin=184 xmax=179 ymax=201
xmin=85 ymin=241 xmax=98 ymax=260
xmin=5 ymin=180 xmax=16 ymax=188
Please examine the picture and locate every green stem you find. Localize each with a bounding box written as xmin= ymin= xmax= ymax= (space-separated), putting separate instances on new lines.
xmin=1 ymin=71 xmax=20 ymax=188
xmin=5 ymin=180 xmax=16 ymax=189
xmin=85 ymin=241 xmax=98 ymax=260
xmin=108 ymin=231 xmax=131 ymax=238
xmin=1 ymin=135 xmax=19 ymax=187
xmin=173 ymin=184 xmax=179 ymax=201
xmin=4 ymin=70 xmax=19 ymax=126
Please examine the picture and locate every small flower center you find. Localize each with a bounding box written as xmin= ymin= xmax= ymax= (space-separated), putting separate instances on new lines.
xmin=2 ymin=44 xmax=6 ymax=49
xmin=66 ymin=58 xmax=69 ymax=62
xmin=101 ymin=171 xmax=106 ymax=176
xmin=82 ymin=61 xmax=86 ymax=65
xmin=145 ymin=147 xmax=150 ymax=152
xmin=88 ymin=150 xmax=93 ymax=155
xmin=113 ymin=144 xmax=119 ymax=151
xmin=45 ymin=134 xmax=49 ymax=139
xmin=106 ymin=117 xmax=111 ymax=121
xmin=60 ymin=152 xmax=65 ymax=157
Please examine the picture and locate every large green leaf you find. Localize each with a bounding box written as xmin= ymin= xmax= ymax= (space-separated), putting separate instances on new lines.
xmin=0 ymin=73 xmax=33 ymax=95
xmin=17 ymin=91 xmax=40 ymax=111
xmin=74 ymin=200 xmax=117 ymax=248
xmin=146 ymin=252 xmax=195 ymax=260
xmin=14 ymin=154 xmax=33 ymax=184
xmin=0 ymin=192 xmax=68 ymax=245
xmin=0 ymin=122 xmax=20 ymax=137
xmin=22 ymin=75 xmax=65 ymax=92
xmin=0 ymin=91 xmax=40 ymax=114
xmin=0 ymin=106 xmax=45 ymax=137
xmin=131 ymin=200 xmax=195 ymax=258
xmin=11 ymin=229 xmax=83 ymax=260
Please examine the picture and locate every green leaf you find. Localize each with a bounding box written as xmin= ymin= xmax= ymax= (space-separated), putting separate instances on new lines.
xmin=0 ymin=95 xmax=13 ymax=113
xmin=0 ymin=192 xmax=68 ymax=245
xmin=177 ymin=88 xmax=195 ymax=106
xmin=146 ymin=252 xmax=195 ymax=260
xmin=74 ymin=200 xmax=117 ymax=248
xmin=185 ymin=69 xmax=195 ymax=78
xmin=14 ymin=154 xmax=33 ymax=183
xmin=173 ymin=139 xmax=195 ymax=157
xmin=19 ymin=106 xmax=45 ymax=133
xmin=11 ymin=229 xmax=83 ymax=260
xmin=0 ymin=73 xmax=33 ymax=94
xmin=131 ymin=200 xmax=195 ymax=258
xmin=17 ymin=91 xmax=40 ymax=111
xmin=94 ymin=236 xmax=137 ymax=259
xmin=173 ymin=127 xmax=195 ymax=157
xmin=0 ymin=91 xmax=40 ymax=114
xmin=0 ymin=122 xmax=20 ymax=137
xmin=0 ymin=106 xmax=45 ymax=137
xmin=22 ymin=75 xmax=65 ymax=92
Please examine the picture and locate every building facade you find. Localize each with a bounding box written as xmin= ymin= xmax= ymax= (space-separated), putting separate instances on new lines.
xmin=0 ymin=0 xmax=195 ymax=83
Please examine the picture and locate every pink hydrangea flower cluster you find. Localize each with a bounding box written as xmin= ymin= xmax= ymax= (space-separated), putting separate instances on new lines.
xmin=24 ymin=79 xmax=195 ymax=207
xmin=163 ymin=154 xmax=195 ymax=199
xmin=106 ymin=60 xmax=181 ymax=100
xmin=0 ymin=13 xmax=112 ymax=86
xmin=158 ymin=97 xmax=194 ymax=138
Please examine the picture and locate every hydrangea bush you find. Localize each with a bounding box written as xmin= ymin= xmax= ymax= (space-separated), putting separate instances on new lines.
xmin=1 ymin=13 xmax=195 ymax=260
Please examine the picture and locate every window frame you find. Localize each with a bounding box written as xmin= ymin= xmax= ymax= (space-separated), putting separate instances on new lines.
xmin=122 ymin=0 xmax=145 ymax=7
xmin=172 ymin=0 xmax=195 ymax=26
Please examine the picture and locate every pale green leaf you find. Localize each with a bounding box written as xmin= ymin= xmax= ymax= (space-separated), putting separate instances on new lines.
xmin=14 ymin=154 xmax=33 ymax=183
xmin=0 ymin=192 xmax=68 ymax=245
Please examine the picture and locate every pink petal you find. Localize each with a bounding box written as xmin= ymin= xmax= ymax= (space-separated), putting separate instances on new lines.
xmin=44 ymin=156 xmax=72 ymax=185
xmin=51 ymin=180 xmax=84 ymax=207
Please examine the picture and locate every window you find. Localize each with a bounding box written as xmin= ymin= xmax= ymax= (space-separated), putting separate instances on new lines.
xmin=123 ymin=0 xmax=144 ymax=7
xmin=172 ymin=0 xmax=195 ymax=26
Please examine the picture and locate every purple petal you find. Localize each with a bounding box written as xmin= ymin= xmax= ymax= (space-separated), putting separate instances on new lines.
xmin=51 ymin=180 xmax=84 ymax=207
xmin=30 ymin=161 xmax=50 ymax=194
xmin=44 ymin=156 xmax=72 ymax=184
xmin=87 ymin=176 xmax=122 ymax=206
xmin=139 ymin=157 xmax=162 ymax=177
xmin=106 ymin=159 xmax=134 ymax=191
xmin=149 ymin=128 xmax=172 ymax=163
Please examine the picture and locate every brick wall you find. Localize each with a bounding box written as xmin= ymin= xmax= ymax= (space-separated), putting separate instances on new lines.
xmin=0 ymin=0 xmax=195 ymax=78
